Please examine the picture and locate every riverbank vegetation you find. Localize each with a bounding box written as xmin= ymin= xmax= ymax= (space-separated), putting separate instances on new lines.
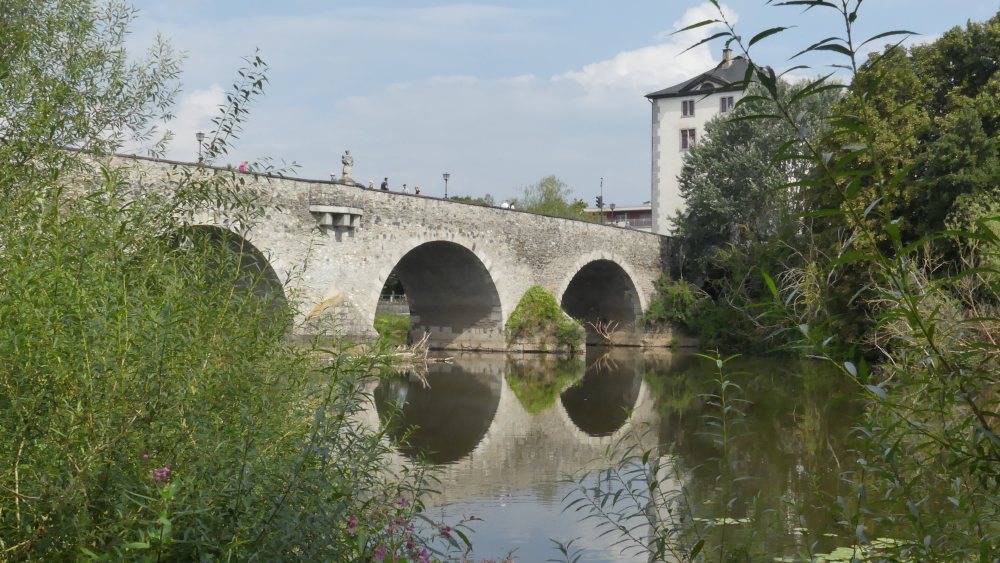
xmin=0 ymin=2 xmax=466 ymax=560
xmin=375 ymin=313 xmax=412 ymax=347
xmin=573 ymin=3 xmax=999 ymax=560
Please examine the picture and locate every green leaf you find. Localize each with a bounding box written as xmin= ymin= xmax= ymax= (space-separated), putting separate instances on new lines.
xmin=865 ymin=385 xmax=888 ymax=400
xmin=789 ymin=36 xmax=845 ymax=60
xmin=748 ymin=26 xmax=792 ymax=48
xmin=690 ymin=539 xmax=706 ymax=558
xmin=672 ymin=19 xmax=721 ymax=35
xmin=858 ymin=30 xmax=917 ymax=50
xmin=679 ymin=31 xmax=733 ymax=55
xmin=762 ymin=271 xmax=779 ymax=301
xmin=122 ymin=542 xmax=151 ymax=550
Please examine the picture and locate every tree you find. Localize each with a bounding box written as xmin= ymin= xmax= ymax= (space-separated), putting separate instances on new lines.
xmin=672 ymin=80 xmax=841 ymax=281
xmin=515 ymin=175 xmax=595 ymax=221
xmin=828 ymin=12 xmax=1000 ymax=248
xmin=0 ymin=2 xmax=447 ymax=560
xmin=0 ymin=0 xmax=180 ymax=165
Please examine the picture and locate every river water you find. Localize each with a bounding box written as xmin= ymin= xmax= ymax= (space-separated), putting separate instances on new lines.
xmin=369 ymin=348 xmax=861 ymax=562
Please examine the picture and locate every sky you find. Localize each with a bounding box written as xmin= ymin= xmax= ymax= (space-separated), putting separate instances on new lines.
xmin=126 ymin=1 xmax=997 ymax=206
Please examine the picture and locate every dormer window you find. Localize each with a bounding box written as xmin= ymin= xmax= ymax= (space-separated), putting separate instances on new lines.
xmin=682 ymin=99 xmax=695 ymax=117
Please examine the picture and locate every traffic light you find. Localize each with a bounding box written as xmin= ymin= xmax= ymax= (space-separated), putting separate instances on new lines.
xmin=595 ymin=195 xmax=603 ymax=208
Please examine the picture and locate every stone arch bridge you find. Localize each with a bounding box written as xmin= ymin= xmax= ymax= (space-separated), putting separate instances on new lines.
xmin=121 ymin=156 xmax=674 ymax=350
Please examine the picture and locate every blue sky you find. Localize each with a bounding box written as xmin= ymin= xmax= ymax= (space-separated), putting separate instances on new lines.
xmin=127 ymin=1 xmax=998 ymax=205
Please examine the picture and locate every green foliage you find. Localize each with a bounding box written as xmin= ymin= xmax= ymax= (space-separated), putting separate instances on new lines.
xmin=820 ymin=13 xmax=1000 ymax=256
xmin=673 ymin=80 xmax=841 ymax=282
xmin=505 ymin=286 xmax=584 ymax=349
xmin=686 ymin=4 xmax=1000 ymax=560
xmin=569 ymin=4 xmax=1000 ymax=561
xmin=641 ymin=277 xmax=708 ymax=327
xmin=505 ymin=357 xmax=584 ymax=415
xmin=0 ymin=2 xmax=459 ymax=560
xmin=374 ymin=313 xmax=411 ymax=347
xmin=0 ymin=0 xmax=181 ymax=159
xmin=514 ymin=175 xmax=596 ymax=221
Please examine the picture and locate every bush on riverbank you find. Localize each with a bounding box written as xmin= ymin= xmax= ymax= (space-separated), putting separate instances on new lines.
xmin=0 ymin=2 xmax=461 ymax=560
xmin=505 ymin=286 xmax=585 ymax=351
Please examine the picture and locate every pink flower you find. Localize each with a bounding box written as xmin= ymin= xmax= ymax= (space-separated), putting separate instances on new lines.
xmin=151 ymin=466 xmax=171 ymax=482
xmin=440 ymin=526 xmax=451 ymax=539
xmin=396 ymin=497 xmax=409 ymax=508
xmin=141 ymin=452 xmax=149 ymax=460
xmin=417 ymin=548 xmax=431 ymax=563
xmin=346 ymin=515 xmax=358 ymax=537
xmin=373 ymin=545 xmax=387 ymax=561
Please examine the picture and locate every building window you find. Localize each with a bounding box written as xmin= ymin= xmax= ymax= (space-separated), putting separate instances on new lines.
xmin=681 ymin=128 xmax=696 ymax=150
xmin=682 ymin=99 xmax=695 ymax=117
xmin=720 ymin=96 xmax=734 ymax=112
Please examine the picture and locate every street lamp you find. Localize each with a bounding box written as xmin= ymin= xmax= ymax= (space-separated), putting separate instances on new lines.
xmin=195 ymin=131 xmax=205 ymax=162
xmin=442 ymin=172 xmax=450 ymax=199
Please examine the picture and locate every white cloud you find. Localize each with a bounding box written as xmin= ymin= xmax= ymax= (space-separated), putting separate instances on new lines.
xmin=554 ymin=2 xmax=735 ymax=96
xmin=131 ymin=2 xmax=741 ymax=205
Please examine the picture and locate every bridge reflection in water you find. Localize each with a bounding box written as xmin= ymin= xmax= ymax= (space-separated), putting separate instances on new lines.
xmin=362 ymin=349 xmax=860 ymax=562
xmin=364 ymin=348 xmax=671 ymax=561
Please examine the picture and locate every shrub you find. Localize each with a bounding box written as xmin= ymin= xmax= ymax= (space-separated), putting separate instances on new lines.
xmin=641 ymin=277 xmax=708 ymax=327
xmin=505 ymin=286 xmax=584 ymax=350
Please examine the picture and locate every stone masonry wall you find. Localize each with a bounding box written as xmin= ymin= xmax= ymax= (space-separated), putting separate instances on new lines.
xmin=116 ymin=156 xmax=675 ymax=348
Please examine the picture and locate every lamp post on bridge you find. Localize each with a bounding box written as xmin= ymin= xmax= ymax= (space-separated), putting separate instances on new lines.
xmin=442 ymin=172 xmax=450 ymax=199
xmin=195 ymin=131 xmax=205 ymax=163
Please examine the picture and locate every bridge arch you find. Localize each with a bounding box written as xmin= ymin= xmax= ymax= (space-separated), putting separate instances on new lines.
xmin=556 ymin=253 xmax=645 ymax=338
xmin=175 ymin=225 xmax=287 ymax=309
xmin=372 ymin=239 xmax=505 ymax=350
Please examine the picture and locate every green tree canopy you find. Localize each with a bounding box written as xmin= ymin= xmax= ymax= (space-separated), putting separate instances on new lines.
xmin=672 ymin=80 xmax=842 ymax=280
xmin=515 ymin=175 xmax=595 ymax=221
xmin=827 ymin=11 xmax=1000 ymax=246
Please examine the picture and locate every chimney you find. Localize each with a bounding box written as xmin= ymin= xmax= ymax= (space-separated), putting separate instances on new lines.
xmin=722 ymin=47 xmax=733 ymax=68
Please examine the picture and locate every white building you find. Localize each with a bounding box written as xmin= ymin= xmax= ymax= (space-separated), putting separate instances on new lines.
xmin=646 ymin=48 xmax=750 ymax=234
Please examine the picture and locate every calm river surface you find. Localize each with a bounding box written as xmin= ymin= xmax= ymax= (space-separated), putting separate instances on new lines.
xmin=369 ymin=348 xmax=861 ymax=562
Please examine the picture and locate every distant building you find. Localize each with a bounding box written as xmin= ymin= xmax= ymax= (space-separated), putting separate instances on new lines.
xmin=584 ymin=203 xmax=653 ymax=232
xmin=646 ymin=48 xmax=750 ymax=234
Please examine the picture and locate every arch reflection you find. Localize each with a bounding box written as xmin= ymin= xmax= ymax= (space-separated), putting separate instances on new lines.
xmin=560 ymin=350 xmax=642 ymax=437
xmin=374 ymin=363 xmax=501 ymax=465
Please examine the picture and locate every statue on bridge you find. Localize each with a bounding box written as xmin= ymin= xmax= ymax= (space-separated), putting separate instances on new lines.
xmin=341 ymin=150 xmax=354 ymax=180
